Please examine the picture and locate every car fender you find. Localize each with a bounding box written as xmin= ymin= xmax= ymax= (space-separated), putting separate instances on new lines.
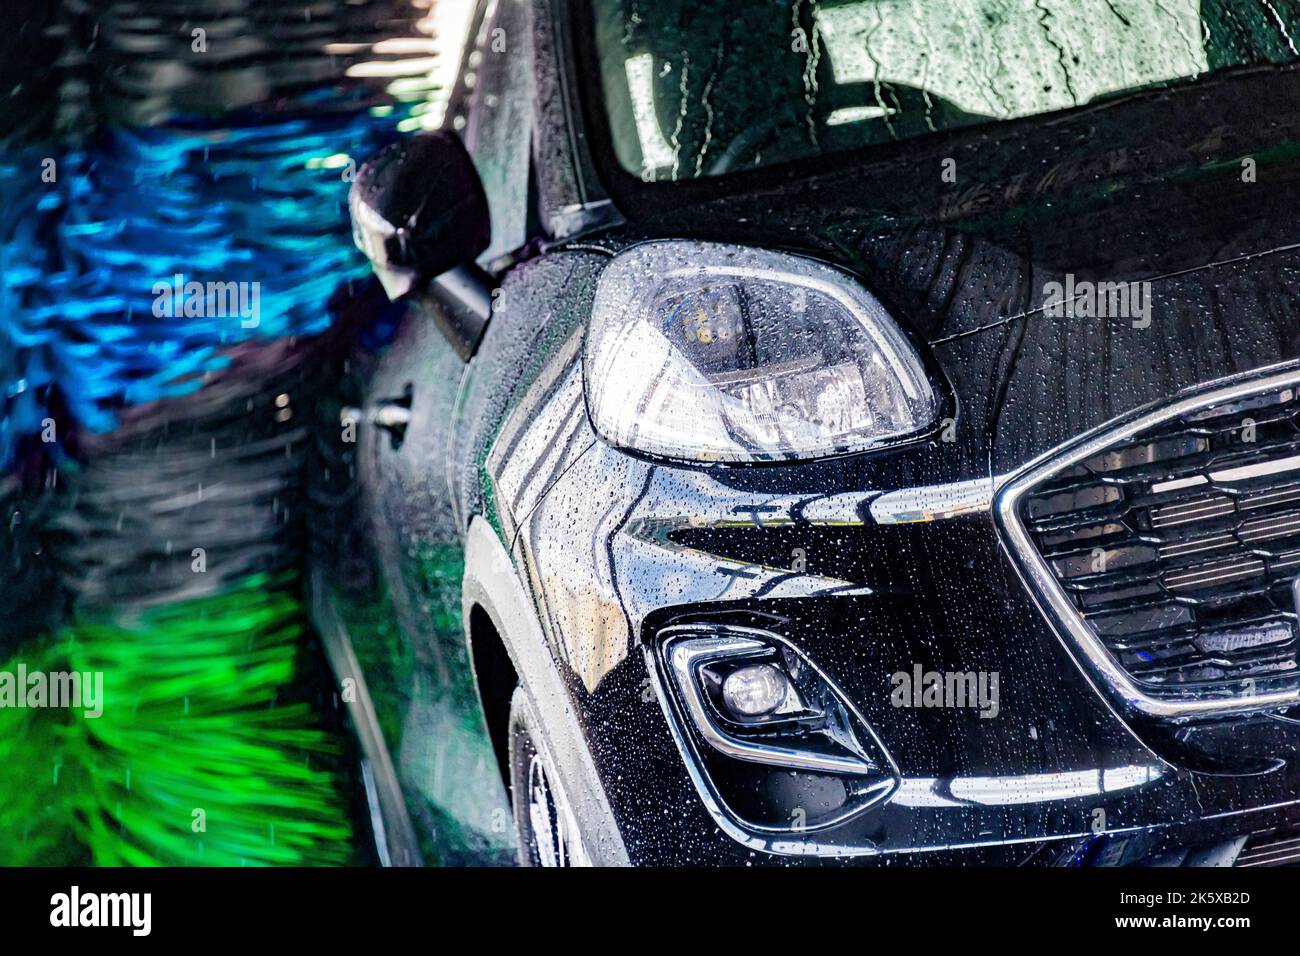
xmin=461 ymin=515 xmax=630 ymax=865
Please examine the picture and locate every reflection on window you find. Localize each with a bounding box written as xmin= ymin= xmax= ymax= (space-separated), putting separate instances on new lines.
xmin=817 ymin=0 xmax=1208 ymax=120
xmin=593 ymin=0 xmax=1300 ymax=181
xmin=625 ymin=52 xmax=677 ymax=175
xmin=826 ymin=105 xmax=893 ymax=125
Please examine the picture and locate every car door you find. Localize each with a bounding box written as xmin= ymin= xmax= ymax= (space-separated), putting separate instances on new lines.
xmin=332 ymin=0 xmax=538 ymax=866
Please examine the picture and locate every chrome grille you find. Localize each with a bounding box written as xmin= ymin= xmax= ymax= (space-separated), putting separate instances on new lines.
xmin=1000 ymin=367 xmax=1300 ymax=715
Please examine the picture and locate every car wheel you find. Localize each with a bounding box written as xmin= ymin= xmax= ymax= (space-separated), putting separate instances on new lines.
xmin=508 ymin=687 xmax=591 ymax=867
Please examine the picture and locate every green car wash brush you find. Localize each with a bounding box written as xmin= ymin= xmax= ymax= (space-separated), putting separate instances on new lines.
xmin=0 ymin=575 xmax=352 ymax=866
xmin=0 ymin=339 xmax=367 ymax=867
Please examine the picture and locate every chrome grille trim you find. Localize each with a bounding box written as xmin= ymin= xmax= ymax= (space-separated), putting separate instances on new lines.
xmin=1236 ymin=828 xmax=1300 ymax=867
xmin=996 ymin=361 xmax=1300 ymax=718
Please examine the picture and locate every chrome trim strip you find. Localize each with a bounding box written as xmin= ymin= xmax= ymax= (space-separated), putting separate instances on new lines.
xmin=892 ymin=764 xmax=1163 ymax=808
xmin=996 ymin=361 xmax=1300 ymax=718
xmin=1212 ymin=453 xmax=1300 ymax=484
xmin=1150 ymin=474 xmax=1207 ymax=495
xmin=870 ymin=475 xmax=1008 ymax=524
xmin=359 ymin=760 xmax=393 ymax=867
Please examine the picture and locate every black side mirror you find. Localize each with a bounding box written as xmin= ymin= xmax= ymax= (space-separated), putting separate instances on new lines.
xmin=349 ymin=131 xmax=491 ymax=300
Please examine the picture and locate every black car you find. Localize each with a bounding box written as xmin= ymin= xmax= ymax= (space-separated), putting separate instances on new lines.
xmin=314 ymin=0 xmax=1300 ymax=866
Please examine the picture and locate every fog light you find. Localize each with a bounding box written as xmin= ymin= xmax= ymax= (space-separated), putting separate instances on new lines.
xmin=651 ymin=626 xmax=900 ymax=838
xmin=721 ymin=664 xmax=793 ymax=718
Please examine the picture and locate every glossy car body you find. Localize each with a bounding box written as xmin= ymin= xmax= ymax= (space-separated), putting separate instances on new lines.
xmin=311 ymin=0 xmax=1300 ymax=865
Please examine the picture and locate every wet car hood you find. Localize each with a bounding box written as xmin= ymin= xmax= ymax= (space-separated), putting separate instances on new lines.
xmin=621 ymin=64 xmax=1300 ymax=473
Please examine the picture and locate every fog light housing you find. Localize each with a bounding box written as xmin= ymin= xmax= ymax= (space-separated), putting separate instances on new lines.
xmin=650 ymin=624 xmax=898 ymax=839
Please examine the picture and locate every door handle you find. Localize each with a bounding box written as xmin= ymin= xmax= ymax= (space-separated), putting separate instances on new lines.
xmin=338 ymin=403 xmax=411 ymax=431
xmin=371 ymin=399 xmax=411 ymax=450
xmin=371 ymin=403 xmax=412 ymax=432
xmin=340 ymin=384 xmax=413 ymax=450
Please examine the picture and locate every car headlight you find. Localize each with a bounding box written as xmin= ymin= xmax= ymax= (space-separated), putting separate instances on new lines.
xmin=583 ymin=241 xmax=940 ymax=463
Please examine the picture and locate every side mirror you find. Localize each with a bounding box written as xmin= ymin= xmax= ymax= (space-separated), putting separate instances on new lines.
xmin=349 ymin=131 xmax=491 ymax=300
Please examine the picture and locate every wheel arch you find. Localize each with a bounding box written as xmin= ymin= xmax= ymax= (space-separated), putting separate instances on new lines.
xmin=461 ymin=516 xmax=630 ymax=865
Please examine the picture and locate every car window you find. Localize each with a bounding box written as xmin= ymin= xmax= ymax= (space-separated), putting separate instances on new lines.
xmin=590 ymin=0 xmax=1300 ymax=181
xmin=457 ymin=0 xmax=535 ymax=265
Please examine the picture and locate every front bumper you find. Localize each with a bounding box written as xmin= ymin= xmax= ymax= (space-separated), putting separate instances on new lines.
xmin=509 ymin=421 xmax=1300 ymax=864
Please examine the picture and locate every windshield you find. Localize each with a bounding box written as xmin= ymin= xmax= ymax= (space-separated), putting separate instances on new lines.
xmin=590 ymin=0 xmax=1300 ymax=181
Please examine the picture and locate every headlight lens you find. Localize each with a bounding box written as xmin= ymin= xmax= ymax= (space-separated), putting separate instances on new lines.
xmin=584 ymin=241 xmax=939 ymax=462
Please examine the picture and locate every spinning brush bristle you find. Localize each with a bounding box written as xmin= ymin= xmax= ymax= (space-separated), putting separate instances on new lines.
xmin=0 ymin=574 xmax=353 ymax=867
xmin=13 ymin=106 xmax=400 ymax=435
xmin=1 ymin=0 xmax=430 ymax=442
xmin=0 ymin=0 xmax=441 ymax=867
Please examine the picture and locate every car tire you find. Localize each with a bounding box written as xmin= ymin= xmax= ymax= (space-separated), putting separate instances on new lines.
xmin=508 ymin=687 xmax=592 ymax=867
